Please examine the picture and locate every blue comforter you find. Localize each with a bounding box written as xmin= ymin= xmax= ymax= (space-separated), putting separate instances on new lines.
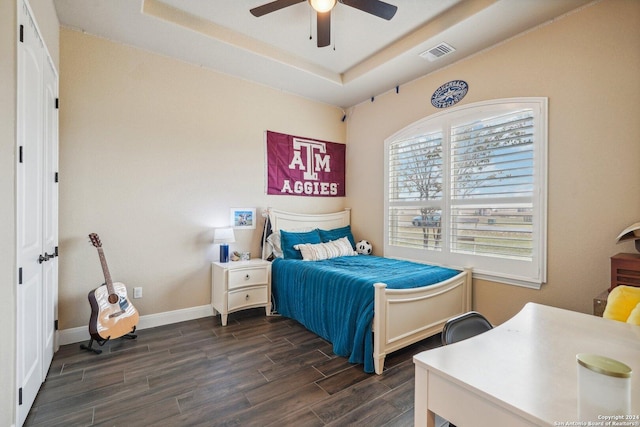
xmin=271 ymin=255 xmax=460 ymax=373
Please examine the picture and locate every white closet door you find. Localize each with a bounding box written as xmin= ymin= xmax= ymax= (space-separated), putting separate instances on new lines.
xmin=16 ymin=4 xmax=45 ymax=424
xmin=16 ymin=1 xmax=58 ymax=424
xmin=42 ymin=54 xmax=59 ymax=376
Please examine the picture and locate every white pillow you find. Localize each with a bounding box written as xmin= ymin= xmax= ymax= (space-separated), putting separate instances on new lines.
xmin=294 ymin=237 xmax=357 ymax=261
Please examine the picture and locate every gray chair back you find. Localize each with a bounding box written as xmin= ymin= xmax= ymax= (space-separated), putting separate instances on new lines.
xmin=441 ymin=311 xmax=493 ymax=345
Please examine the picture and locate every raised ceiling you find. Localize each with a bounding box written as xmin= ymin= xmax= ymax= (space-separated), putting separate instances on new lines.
xmin=53 ymin=0 xmax=593 ymax=108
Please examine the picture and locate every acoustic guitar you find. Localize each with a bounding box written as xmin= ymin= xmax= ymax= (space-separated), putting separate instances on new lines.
xmin=87 ymin=233 xmax=139 ymax=343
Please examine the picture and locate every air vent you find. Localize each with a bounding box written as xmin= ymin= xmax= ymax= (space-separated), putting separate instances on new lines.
xmin=420 ymin=42 xmax=456 ymax=62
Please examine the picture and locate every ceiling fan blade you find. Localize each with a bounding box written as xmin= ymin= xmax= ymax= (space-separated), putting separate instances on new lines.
xmin=340 ymin=0 xmax=397 ymax=20
xmin=317 ymin=11 xmax=331 ymax=47
xmin=250 ymin=0 xmax=305 ymax=17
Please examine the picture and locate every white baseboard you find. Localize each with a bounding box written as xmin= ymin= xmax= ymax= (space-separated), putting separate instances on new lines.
xmin=57 ymin=304 xmax=214 ymax=346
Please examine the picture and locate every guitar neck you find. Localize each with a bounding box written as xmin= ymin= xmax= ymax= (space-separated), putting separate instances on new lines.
xmin=96 ymin=247 xmax=115 ymax=295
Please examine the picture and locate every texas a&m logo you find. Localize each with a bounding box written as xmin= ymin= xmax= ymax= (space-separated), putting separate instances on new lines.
xmin=266 ymin=131 xmax=345 ymax=197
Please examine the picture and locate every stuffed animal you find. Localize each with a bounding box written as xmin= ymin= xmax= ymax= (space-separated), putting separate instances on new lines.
xmin=356 ymin=240 xmax=372 ymax=255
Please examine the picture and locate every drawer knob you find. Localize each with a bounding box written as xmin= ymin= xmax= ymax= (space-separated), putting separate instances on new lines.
xmin=245 ymin=294 xmax=250 ymax=300
xmin=245 ymin=274 xmax=250 ymax=280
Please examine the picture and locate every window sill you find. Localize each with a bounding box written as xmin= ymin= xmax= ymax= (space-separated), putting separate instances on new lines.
xmin=472 ymin=271 xmax=543 ymax=290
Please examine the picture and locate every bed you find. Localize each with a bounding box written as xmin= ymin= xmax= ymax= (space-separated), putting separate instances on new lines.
xmin=262 ymin=208 xmax=472 ymax=374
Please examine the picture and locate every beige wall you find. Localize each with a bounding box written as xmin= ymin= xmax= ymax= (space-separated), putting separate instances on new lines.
xmin=346 ymin=0 xmax=640 ymax=324
xmin=58 ymin=29 xmax=346 ymax=330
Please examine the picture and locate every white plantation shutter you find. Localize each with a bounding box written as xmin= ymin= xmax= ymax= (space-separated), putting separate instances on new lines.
xmin=388 ymin=132 xmax=443 ymax=250
xmin=450 ymin=109 xmax=534 ymax=260
xmin=384 ymin=98 xmax=547 ymax=288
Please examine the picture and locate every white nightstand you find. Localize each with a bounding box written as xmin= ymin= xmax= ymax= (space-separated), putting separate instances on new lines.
xmin=211 ymin=259 xmax=271 ymax=326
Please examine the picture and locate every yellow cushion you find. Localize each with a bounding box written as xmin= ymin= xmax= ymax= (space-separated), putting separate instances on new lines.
xmin=627 ymin=302 xmax=640 ymax=326
xmin=603 ymin=286 xmax=640 ymax=322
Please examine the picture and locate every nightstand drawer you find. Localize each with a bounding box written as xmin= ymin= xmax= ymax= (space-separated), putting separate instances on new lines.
xmin=228 ymin=267 xmax=268 ymax=289
xmin=228 ymin=286 xmax=269 ymax=311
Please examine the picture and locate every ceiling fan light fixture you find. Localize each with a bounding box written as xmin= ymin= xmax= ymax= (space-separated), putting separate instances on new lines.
xmin=308 ymin=0 xmax=336 ymax=13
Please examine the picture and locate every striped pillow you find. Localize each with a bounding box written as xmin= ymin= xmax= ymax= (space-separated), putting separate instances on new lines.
xmin=294 ymin=237 xmax=357 ymax=261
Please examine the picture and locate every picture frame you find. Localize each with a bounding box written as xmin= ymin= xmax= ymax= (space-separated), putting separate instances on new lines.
xmin=230 ymin=208 xmax=256 ymax=229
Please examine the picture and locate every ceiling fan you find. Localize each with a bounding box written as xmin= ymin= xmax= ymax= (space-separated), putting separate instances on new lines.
xmin=250 ymin=0 xmax=398 ymax=48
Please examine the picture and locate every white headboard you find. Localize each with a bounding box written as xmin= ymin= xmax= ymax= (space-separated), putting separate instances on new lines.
xmin=262 ymin=208 xmax=351 ymax=259
xmin=268 ymin=208 xmax=351 ymax=232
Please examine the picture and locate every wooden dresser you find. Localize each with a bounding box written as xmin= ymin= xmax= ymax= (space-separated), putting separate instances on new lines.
xmin=610 ymin=253 xmax=640 ymax=291
xmin=593 ymin=253 xmax=640 ymax=316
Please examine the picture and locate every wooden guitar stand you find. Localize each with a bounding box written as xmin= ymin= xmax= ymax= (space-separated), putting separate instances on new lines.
xmin=80 ymin=326 xmax=137 ymax=355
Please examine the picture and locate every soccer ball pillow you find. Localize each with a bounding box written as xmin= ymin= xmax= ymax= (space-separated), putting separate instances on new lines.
xmin=356 ymin=240 xmax=372 ymax=255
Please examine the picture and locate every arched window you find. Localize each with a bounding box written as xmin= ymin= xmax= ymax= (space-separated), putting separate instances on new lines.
xmin=384 ymin=98 xmax=547 ymax=288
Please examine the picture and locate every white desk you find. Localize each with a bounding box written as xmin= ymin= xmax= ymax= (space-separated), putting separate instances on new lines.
xmin=414 ymin=303 xmax=640 ymax=426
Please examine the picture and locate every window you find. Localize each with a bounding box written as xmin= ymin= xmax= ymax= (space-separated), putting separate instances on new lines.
xmin=384 ymin=98 xmax=547 ymax=288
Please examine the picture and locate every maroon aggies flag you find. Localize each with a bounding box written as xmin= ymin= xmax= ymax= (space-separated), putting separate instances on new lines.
xmin=266 ymin=131 xmax=345 ymax=197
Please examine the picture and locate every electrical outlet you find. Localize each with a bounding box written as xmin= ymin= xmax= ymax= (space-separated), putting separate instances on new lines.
xmin=133 ymin=287 xmax=142 ymax=299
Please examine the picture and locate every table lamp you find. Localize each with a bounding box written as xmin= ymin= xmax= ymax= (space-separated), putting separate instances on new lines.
xmin=214 ymin=227 xmax=235 ymax=263
xmin=616 ymin=222 xmax=640 ymax=252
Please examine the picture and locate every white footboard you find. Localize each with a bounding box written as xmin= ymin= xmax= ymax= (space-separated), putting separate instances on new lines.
xmin=372 ymin=268 xmax=472 ymax=374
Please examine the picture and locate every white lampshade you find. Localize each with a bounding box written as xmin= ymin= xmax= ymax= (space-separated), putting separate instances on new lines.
xmin=308 ymin=0 xmax=336 ymax=13
xmin=616 ymin=222 xmax=640 ymax=252
xmin=616 ymin=222 xmax=640 ymax=243
xmin=213 ymin=227 xmax=235 ymax=244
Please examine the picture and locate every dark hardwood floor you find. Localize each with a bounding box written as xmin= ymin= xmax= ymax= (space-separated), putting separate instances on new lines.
xmin=26 ymin=308 xmax=443 ymax=426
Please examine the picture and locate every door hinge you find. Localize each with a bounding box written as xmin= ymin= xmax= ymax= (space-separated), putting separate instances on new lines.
xmin=54 ymin=319 xmax=59 ymax=330
xmin=19 ymin=146 xmax=23 ymax=163
xmin=19 ymin=387 xmax=23 ymax=405
xmin=55 ymin=98 xmax=59 ymax=109
xmin=19 ymin=25 xmax=24 ymax=43
xmin=55 ymin=172 xmax=59 ymax=183
xmin=18 ymin=267 xmax=22 ymax=285
xmin=55 ymin=246 xmax=59 ymax=257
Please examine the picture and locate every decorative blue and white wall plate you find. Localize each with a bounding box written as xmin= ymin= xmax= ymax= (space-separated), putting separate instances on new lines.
xmin=431 ymin=80 xmax=468 ymax=108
